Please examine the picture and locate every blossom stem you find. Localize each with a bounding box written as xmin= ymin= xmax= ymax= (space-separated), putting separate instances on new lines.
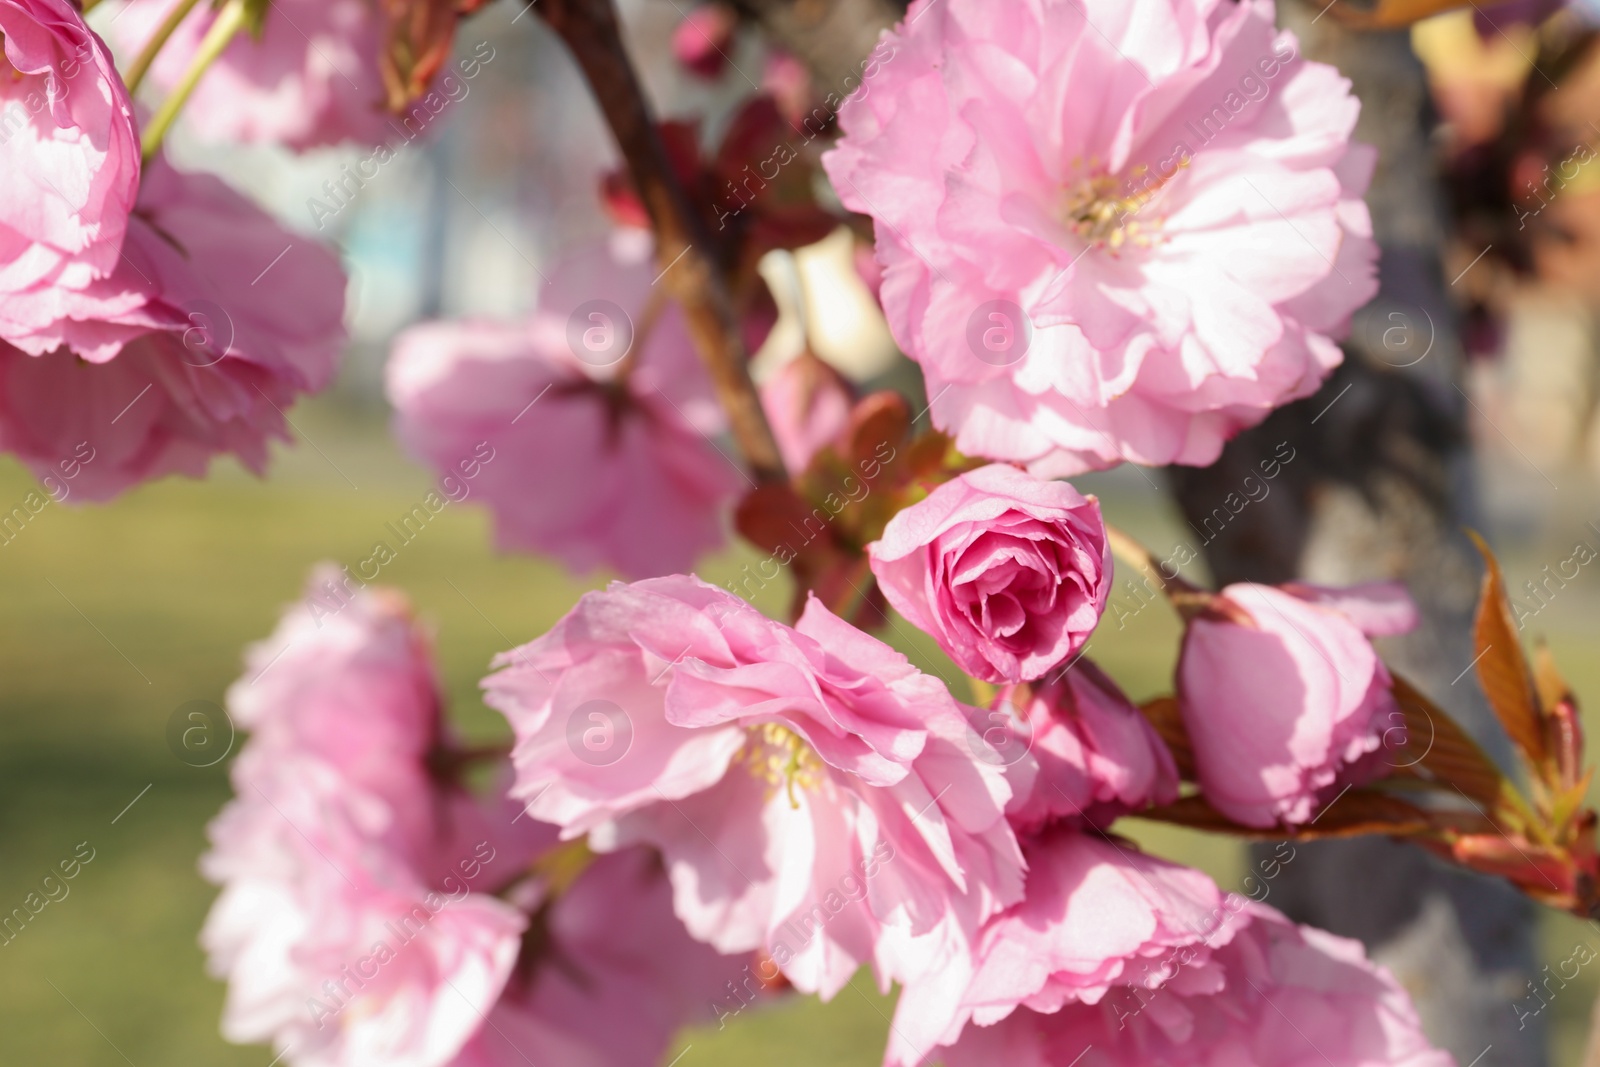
xmin=1104 ymin=523 xmax=1169 ymax=587
xmin=528 ymin=837 xmax=595 ymax=897
xmin=124 ymin=0 xmax=209 ymax=95
xmin=139 ymin=0 xmax=248 ymax=163
xmin=535 ymin=0 xmax=788 ymax=486
xmin=1104 ymin=522 xmax=1208 ymax=618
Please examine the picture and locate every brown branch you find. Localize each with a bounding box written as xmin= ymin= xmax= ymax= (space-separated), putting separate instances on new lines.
xmin=537 ymin=0 xmax=787 ymax=485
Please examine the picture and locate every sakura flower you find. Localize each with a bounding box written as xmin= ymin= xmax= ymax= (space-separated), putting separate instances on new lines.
xmin=1002 ymin=660 xmax=1179 ymax=833
xmin=0 ymin=159 xmax=347 ymax=500
xmin=889 ymin=830 xmax=1235 ymax=1063
xmin=226 ymin=563 xmax=443 ymax=800
xmin=111 ymin=0 xmax=399 ymax=149
xmin=869 ymin=464 xmax=1110 ymax=683
xmin=937 ymin=901 xmax=1451 ymax=1067
xmin=202 ymin=763 xmax=531 ymax=1067
xmin=0 ymin=0 xmax=139 ymax=347
xmin=203 ymin=574 xmax=533 ymax=1067
xmin=483 ymin=575 xmax=1026 ymax=1002
xmin=824 ymin=0 xmax=1379 ymax=475
xmin=205 ymin=569 xmax=737 ymax=1067
xmin=893 ymin=832 xmax=1451 ymax=1067
xmin=387 ymin=231 xmax=739 ymax=580
xmin=1178 ymin=581 xmax=1418 ymax=828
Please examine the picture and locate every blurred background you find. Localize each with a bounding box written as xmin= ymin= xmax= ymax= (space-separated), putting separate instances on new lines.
xmin=8 ymin=0 xmax=1600 ymax=1063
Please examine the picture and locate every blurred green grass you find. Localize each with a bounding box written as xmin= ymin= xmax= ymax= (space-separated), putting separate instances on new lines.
xmin=0 ymin=398 xmax=1595 ymax=1064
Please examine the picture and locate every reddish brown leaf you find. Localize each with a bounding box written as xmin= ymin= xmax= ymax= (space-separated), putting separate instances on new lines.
xmin=703 ymin=97 xmax=839 ymax=256
xmin=1468 ymin=530 xmax=1547 ymax=770
xmin=905 ymin=430 xmax=957 ymax=481
xmin=841 ymin=391 xmax=910 ymax=467
xmin=1137 ymin=696 xmax=1195 ymax=781
xmin=735 ymin=484 xmax=834 ymax=561
xmin=807 ymin=554 xmax=884 ymax=632
xmin=1389 ymin=673 xmax=1509 ymax=809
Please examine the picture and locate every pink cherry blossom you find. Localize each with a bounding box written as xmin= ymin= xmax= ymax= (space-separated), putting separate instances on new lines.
xmin=824 ymin=0 xmax=1379 ymax=475
xmin=888 ymin=830 xmax=1235 ymax=1064
xmin=226 ymin=563 xmax=443 ymax=800
xmin=204 ymin=573 xmax=532 ymax=1067
xmin=205 ymin=569 xmax=738 ymax=1067
xmin=387 ymin=232 xmax=739 ymax=580
xmin=0 ymin=158 xmax=347 ymax=500
xmin=937 ymin=901 xmax=1451 ymax=1067
xmin=1178 ymin=581 xmax=1418 ymax=828
xmin=202 ymin=764 xmax=532 ymax=1067
xmin=112 ymin=0 xmax=397 ymax=149
xmin=217 ymin=567 xmax=552 ymax=883
xmin=869 ymin=464 xmax=1110 ymax=683
xmin=894 ymin=831 xmax=1450 ymax=1067
xmin=0 ymin=0 xmax=139 ymax=346
xmin=1002 ymin=660 xmax=1179 ymax=833
xmin=483 ymin=574 xmax=1026 ymax=1002
xmin=759 ymin=350 xmax=853 ymax=474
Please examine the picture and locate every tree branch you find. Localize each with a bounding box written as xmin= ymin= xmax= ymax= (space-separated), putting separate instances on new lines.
xmin=537 ymin=0 xmax=787 ymax=485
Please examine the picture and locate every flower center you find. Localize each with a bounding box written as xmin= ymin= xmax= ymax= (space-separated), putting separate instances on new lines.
xmin=1061 ymin=160 xmax=1185 ymax=252
xmin=742 ymin=722 xmax=822 ymax=809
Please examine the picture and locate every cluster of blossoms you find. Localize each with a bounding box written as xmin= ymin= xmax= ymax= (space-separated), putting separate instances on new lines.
xmin=2 ymin=0 xmax=1379 ymax=554
xmin=203 ymin=568 xmax=742 ymax=1067
xmin=380 ymin=0 xmax=1385 ymax=581
xmin=204 ymin=458 xmax=1444 ymax=1065
xmin=0 ymin=0 xmax=348 ymax=498
xmin=3 ymin=0 xmax=1487 ymax=1057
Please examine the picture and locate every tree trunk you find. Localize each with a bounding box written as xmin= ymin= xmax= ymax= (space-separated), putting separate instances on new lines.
xmin=1166 ymin=7 xmax=1545 ymax=1064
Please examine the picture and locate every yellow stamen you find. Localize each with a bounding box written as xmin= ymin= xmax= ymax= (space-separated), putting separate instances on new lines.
xmin=741 ymin=722 xmax=823 ymax=809
xmin=1061 ymin=159 xmax=1188 ymax=253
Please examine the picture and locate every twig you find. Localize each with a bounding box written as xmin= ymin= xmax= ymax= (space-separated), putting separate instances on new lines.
xmin=124 ymin=0 xmax=208 ymax=95
xmin=536 ymin=0 xmax=787 ymax=485
xmin=140 ymin=0 xmax=248 ymax=162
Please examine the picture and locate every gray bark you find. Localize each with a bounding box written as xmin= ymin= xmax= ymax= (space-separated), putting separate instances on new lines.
xmin=1166 ymin=8 xmax=1545 ymax=1065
